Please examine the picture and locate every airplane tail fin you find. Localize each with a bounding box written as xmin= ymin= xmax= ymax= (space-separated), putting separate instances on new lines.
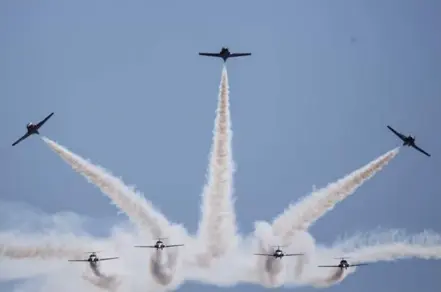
xmin=35 ymin=130 xmax=40 ymax=135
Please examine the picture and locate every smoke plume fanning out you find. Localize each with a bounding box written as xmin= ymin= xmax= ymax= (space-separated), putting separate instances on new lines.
xmin=1 ymin=66 xmax=440 ymax=291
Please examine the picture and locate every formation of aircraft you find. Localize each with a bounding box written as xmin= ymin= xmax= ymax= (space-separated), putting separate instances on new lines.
xmin=387 ymin=125 xmax=431 ymax=157
xmin=254 ymin=246 xmax=304 ymax=259
xmin=68 ymin=252 xmax=119 ymax=268
xmin=134 ymin=238 xmax=184 ymax=250
xmin=199 ymin=47 xmax=251 ymax=62
xmin=318 ymin=257 xmax=368 ymax=270
xmin=12 ymin=112 xmax=54 ymax=146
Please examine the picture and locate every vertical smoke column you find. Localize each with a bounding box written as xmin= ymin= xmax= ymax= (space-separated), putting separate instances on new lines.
xmin=197 ymin=66 xmax=237 ymax=262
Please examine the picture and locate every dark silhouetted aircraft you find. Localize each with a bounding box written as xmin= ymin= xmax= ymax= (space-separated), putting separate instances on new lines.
xmin=134 ymin=238 xmax=184 ymax=250
xmin=254 ymin=246 xmax=304 ymax=259
xmin=318 ymin=258 xmax=368 ymax=270
xmin=12 ymin=112 xmax=54 ymax=146
xmin=387 ymin=125 xmax=430 ymax=157
xmin=199 ymin=47 xmax=251 ymax=62
xmin=68 ymin=252 xmax=118 ymax=269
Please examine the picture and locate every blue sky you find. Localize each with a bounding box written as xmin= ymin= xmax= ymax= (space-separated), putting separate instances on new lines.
xmin=1 ymin=0 xmax=441 ymax=291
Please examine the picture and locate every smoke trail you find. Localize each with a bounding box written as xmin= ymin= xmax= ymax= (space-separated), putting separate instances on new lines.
xmin=150 ymin=250 xmax=174 ymax=286
xmin=83 ymin=273 xmax=121 ymax=292
xmin=0 ymin=244 xmax=84 ymax=259
xmin=42 ymin=137 xmax=171 ymax=239
xmin=197 ymin=65 xmax=237 ymax=260
xmin=272 ymin=148 xmax=399 ymax=244
xmin=0 ymin=233 xmax=95 ymax=260
xmin=83 ymin=264 xmax=121 ymax=292
xmin=337 ymin=229 xmax=441 ymax=263
xmin=149 ymin=224 xmax=187 ymax=288
xmin=287 ymin=229 xmax=441 ymax=288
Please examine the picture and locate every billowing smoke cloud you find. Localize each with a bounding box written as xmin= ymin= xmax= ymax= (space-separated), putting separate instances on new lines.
xmin=41 ymin=138 xmax=190 ymax=286
xmin=197 ymin=65 xmax=237 ymax=262
xmin=272 ymin=148 xmax=399 ymax=245
xmin=2 ymin=159 xmax=441 ymax=291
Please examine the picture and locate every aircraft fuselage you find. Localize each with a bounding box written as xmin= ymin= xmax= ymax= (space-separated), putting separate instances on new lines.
xmin=274 ymin=250 xmax=284 ymax=258
xmin=88 ymin=256 xmax=99 ymax=268
xmin=219 ymin=48 xmax=230 ymax=61
xmin=403 ymin=136 xmax=415 ymax=147
xmin=339 ymin=260 xmax=349 ymax=269
xmin=154 ymin=242 xmax=166 ymax=249
xmin=26 ymin=123 xmax=39 ymax=135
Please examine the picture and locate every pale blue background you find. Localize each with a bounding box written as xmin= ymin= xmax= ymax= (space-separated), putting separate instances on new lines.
xmin=1 ymin=0 xmax=441 ymax=291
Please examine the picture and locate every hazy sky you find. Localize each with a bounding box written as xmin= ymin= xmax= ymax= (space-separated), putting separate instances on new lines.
xmin=1 ymin=0 xmax=441 ymax=291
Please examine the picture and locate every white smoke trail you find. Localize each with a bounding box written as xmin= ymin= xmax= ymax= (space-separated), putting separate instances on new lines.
xmin=336 ymin=229 xmax=441 ymax=263
xmin=197 ymin=65 xmax=237 ymax=261
xmin=0 ymin=233 xmax=95 ymax=260
xmin=272 ymin=148 xmax=399 ymax=244
xmin=0 ymin=244 xmax=85 ymax=262
xmin=42 ymin=137 xmax=171 ymax=239
xmin=83 ymin=265 xmax=121 ymax=292
xmin=82 ymin=273 xmax=121 ymax=292
xmin=42 ymin=137 xmax=186 ymax=286
xmin=285 ymin=229 xmax=441 ymax=288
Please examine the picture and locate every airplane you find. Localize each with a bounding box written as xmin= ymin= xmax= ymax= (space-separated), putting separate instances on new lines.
xmin=254 ymin=246 xmax=304 ymax=259
xmin=318 ymin=257 xmax=368 ymax=270
xmin=68 ymin=252 xmax=119 ymax=269
xmin=12 ymin=112 xmax=54 ymax=146
xmin=199 ymin=47 xmax=251 ymax=62
xmin=387 ymin=125 xmax=431 ymax=157
xmin=134 ymin=238 xmax=184 ymax=250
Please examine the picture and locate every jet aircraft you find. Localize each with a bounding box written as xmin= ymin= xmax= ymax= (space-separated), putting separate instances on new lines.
xmin=68 ymin=252 xmax=118 ymax=269
xmin=12 ymin=112 xmax=54 ymax=146
xmin=387 ymin=125 xmax=431 ymax=157
xmin=254 ymin=246 xmax=304 ymax=259
xmin=134 ymin=238 xmax=184 ymax=250
xmin=318 ymin=258 xmax=368 ymax=270
xmin=199 ymin=47 xmax=251 ymax=62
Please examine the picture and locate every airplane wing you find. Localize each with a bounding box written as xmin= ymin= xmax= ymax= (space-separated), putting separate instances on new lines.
xmin=253 ymin=253 xmax=273 ymax=256
xmin=12 ymin=132 xmax=31 ymax=146
xmin=134 ymin=245 xmax=156 ymax=248
xmin=284 ymin=253 xmax=304 ymax=257
xmin=68 ymin=259 xmax=89 ymax=262
xmin=99 ymin=257 xmax=119 ymax=261
xmin=164 ymin=244 xmax=184 ymax=248
xmin=349 ymin=263 xmax=368 ymax=267
xmin=318 ymin=265 xmax=340 ymax=268
xmin=229 ymin=53 xmax=251 ymax=58
xmin=199 ymin=53 xmax=222 ymax=58
xmin=387 ymin=125 xmax=407 ymax=141
xmin=36 ymin=112 xmax=54 ymax=128
xmin=411 ymin=144 xmax=431 ymax=157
